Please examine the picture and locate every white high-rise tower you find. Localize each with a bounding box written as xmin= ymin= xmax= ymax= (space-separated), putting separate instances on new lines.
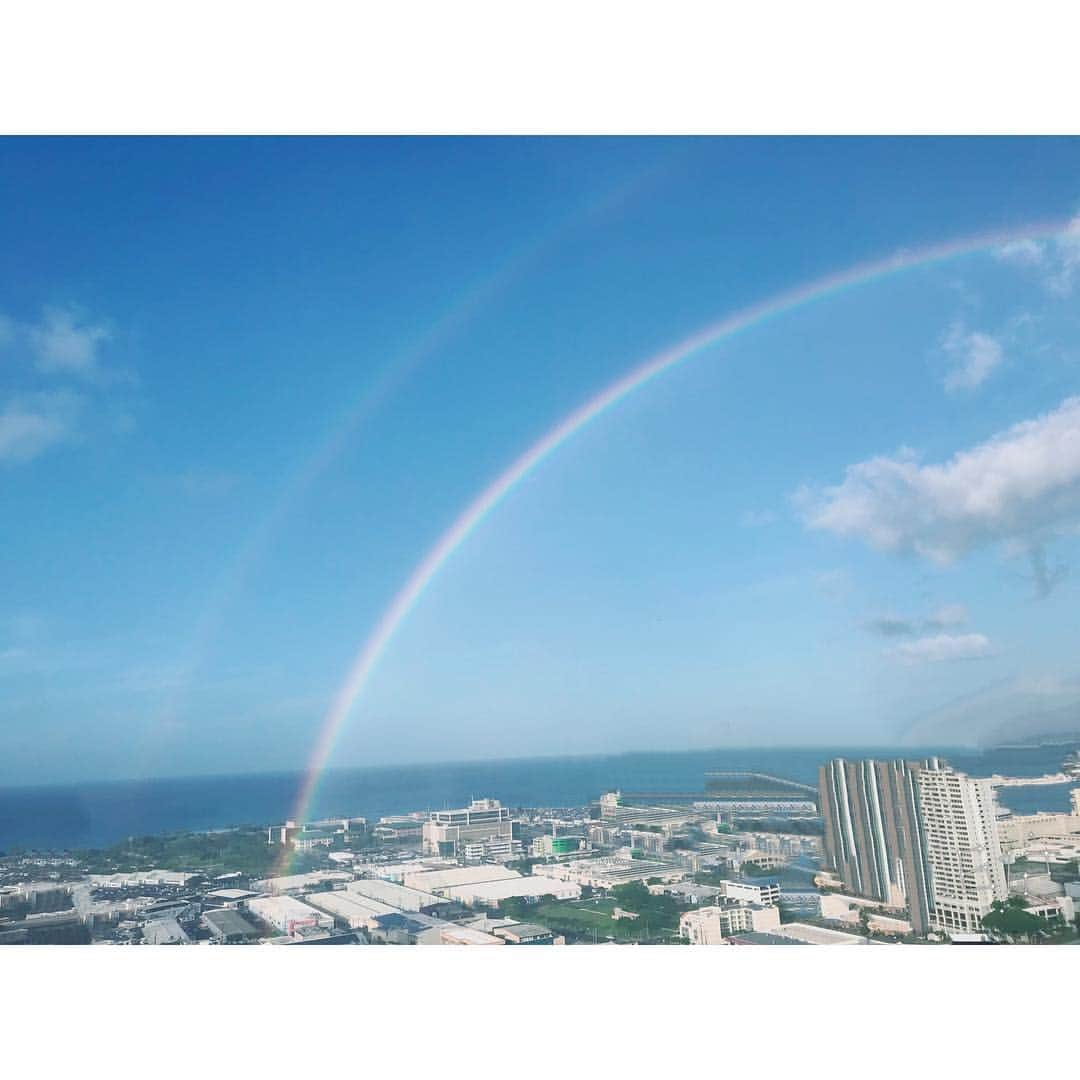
xmin=916 ymin=760 xmax=1007 ymax=935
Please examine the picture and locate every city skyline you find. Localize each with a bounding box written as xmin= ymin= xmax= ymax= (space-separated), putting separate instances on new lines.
xmin=7 ymin=139 xmax=1080 ymax=783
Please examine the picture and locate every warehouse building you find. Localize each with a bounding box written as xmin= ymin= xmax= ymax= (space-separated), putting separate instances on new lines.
xmin=402 ymin=864 xmax=521 ymax=894
xmin=346 ymin=878 xmax=442 ymax=912
xmin=437 ymin=925 xmax=505 ymax=945
xmin=252 ymin=870 xmax=352 ymax=895
xmin=247 ymin=895 xmax=334 ymax=937
xmin=444 ymin=875 xmax=581 ymax=908
xmin=302 ymin=890 xmax=398 ymax=929
xmin=202 ymin=908 xmax=261 ymax=943
xmin=368 ymin=912 xmax=448 ymax=945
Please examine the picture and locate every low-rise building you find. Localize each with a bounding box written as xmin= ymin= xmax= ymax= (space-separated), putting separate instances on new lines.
xmin=492 ymin=922 xmax=559 ymax=945
xmin=368 ymin=912 xmax=448 ymax=945
xmin=437 ymin=925 xmax=505 ymax=945
xmin=142 ymin=918 xmax=190 ymax=945
xmin=292 ymin=830 xmax=334 ymax=853
xmin=202 ymin=908 xmax=261 ymax=943
xmin=679 ymin=904 xmax=781 ymax=944
xmin=531 ymin=834 xmax=587 ymax=859
xmin=461 ymin=837 xmax=524 ymax=864
xmin=718 ymin=879 xmax=781 ymax=907
xmin=772 ymin=922 xmax=874 ymax=945
xmin=90 ymin=870 xmax=201 ymax=890
xmin=247 ymin=895 xmax=334 ymax=937
xmin=346 ymin=878 xmax=442 ymax=912
xmin=533 ymin=856 xmax=685 ymax=890
xmin=444 ymin=875 xmax=580 ymax=908
xmin=301 ymin=890 xmax=397 ymax=930
xmin=650 ymin=881 xmax=723 ymax=905
xmin=252 ymin=870 xmax=352 ymax=895
xmin=402 ymin=864 xmax=521 ymax=895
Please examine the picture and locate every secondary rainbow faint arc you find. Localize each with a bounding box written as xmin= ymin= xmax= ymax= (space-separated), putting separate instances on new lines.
xmin=290 ymin=216 xmax=1068 ymax=827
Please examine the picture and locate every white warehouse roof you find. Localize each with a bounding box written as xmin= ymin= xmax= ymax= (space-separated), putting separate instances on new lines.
xmin=302 ymin=891 xmax=398 ymax=928
xmin=446 ymin=875 xmax=581 ymax=906
xmin=402 ymin=865 xmax=521 ymax=894
xmin=346 ymin=878 xmax=441 ymax=911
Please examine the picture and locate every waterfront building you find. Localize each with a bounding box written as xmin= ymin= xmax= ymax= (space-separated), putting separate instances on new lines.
xmin=916 ymin=760 xmax=1007 ymax=935
xmin=818 ymin=757 xmax=933 ymax=935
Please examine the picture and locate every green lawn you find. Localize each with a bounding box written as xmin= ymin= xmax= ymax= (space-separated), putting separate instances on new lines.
xmin=527 ymin=897 xmax=681 ymax=943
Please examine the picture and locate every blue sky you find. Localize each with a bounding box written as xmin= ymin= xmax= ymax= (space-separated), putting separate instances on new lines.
xmin=5 ymin=137 xmax=1080 ymax=783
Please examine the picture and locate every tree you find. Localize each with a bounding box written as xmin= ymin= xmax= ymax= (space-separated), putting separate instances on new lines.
xmin=981 ymin=896 xmax=1051 ymax=942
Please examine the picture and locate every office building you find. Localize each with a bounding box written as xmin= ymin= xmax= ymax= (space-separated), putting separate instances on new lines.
xmin=421 ymin=798 xmax=514 ymax=857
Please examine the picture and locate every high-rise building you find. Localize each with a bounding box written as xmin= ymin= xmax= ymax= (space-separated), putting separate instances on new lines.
xmin=818 ymin=758 xmax=932 ymax=935
xmin=916 ymin=759 xmax=1007 ymax=935
xmin=820 ymin=756 xmax=1008 ymax=938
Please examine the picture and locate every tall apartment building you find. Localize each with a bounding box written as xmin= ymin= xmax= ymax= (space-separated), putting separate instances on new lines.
xmin=916 ymin=759 xmax=1007 ymax=935
xmin=421 ymin=798 xmax=514 ymax=858
xmin=819 ymin=757 xmax=933 ymax=934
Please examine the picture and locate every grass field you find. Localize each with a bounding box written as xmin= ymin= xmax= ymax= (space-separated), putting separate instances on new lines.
xmin=528 ymin=897 xmax=681 ymax=942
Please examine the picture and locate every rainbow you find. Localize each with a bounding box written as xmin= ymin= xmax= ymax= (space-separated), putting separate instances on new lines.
xmin=280 ymin=214 xmax=1071 ymax=859
xmin=142 ymin=161 xmax=677 ymax=786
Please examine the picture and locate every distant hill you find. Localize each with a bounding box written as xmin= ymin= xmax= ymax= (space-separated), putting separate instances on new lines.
xmin=901 ymin=675 xmax=1080 ymax=748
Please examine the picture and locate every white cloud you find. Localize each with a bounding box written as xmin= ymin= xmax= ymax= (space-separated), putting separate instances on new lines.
xmin=993 ymin=214 xmax=1080 ymax=296
xmin=0 ymin=392 xmax=79 ymax=464
xmin=994 ymin=237 xmax=1047 ymax=268
xmin=28 ymin=306 xmax=111 ymax=376
xmin=941 ymin=322 xmax=1003 ymax=392
xmin=889 ymin=632 xmax=994 ymax=665
xmin=798 ymin=396 xmax=1080 ymax=569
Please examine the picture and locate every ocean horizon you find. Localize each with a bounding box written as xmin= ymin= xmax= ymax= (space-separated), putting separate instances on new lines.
xmin=1 ymin=742 xmax=1077 ymax=852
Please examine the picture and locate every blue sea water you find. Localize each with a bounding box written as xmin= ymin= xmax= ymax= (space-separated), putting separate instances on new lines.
xmin=0 ymin=743 xmax=1076 ymax=851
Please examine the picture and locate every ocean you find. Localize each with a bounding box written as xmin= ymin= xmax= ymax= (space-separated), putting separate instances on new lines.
xmin=1 ymin=743 xmax=1077 ymax=852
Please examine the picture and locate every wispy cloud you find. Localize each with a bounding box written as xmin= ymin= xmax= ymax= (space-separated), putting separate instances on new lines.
xmin=864 ymin=603 xmax=969 ymax=638
xmin=940 ymin=322 xmax=1003 ymax=392
xmin=888 ymin=632 xmax=994 ymax=665
xmin=994 ymin=237 xmax=1046 ymax=269
xmin=797 ymin=396 xmax=1080 ymax=594
xmin=27 ymin=306 xmax=112 ymax=377
xmin=993 ymin=213 xmax=1080 ymax=296
xmin=0 ymin=305 xmax=128 ymax=466
xmin=1026 ymin=543 xmax=1068 ymax=599
xmin=0 ymin=392 xmax=80 ymax=464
